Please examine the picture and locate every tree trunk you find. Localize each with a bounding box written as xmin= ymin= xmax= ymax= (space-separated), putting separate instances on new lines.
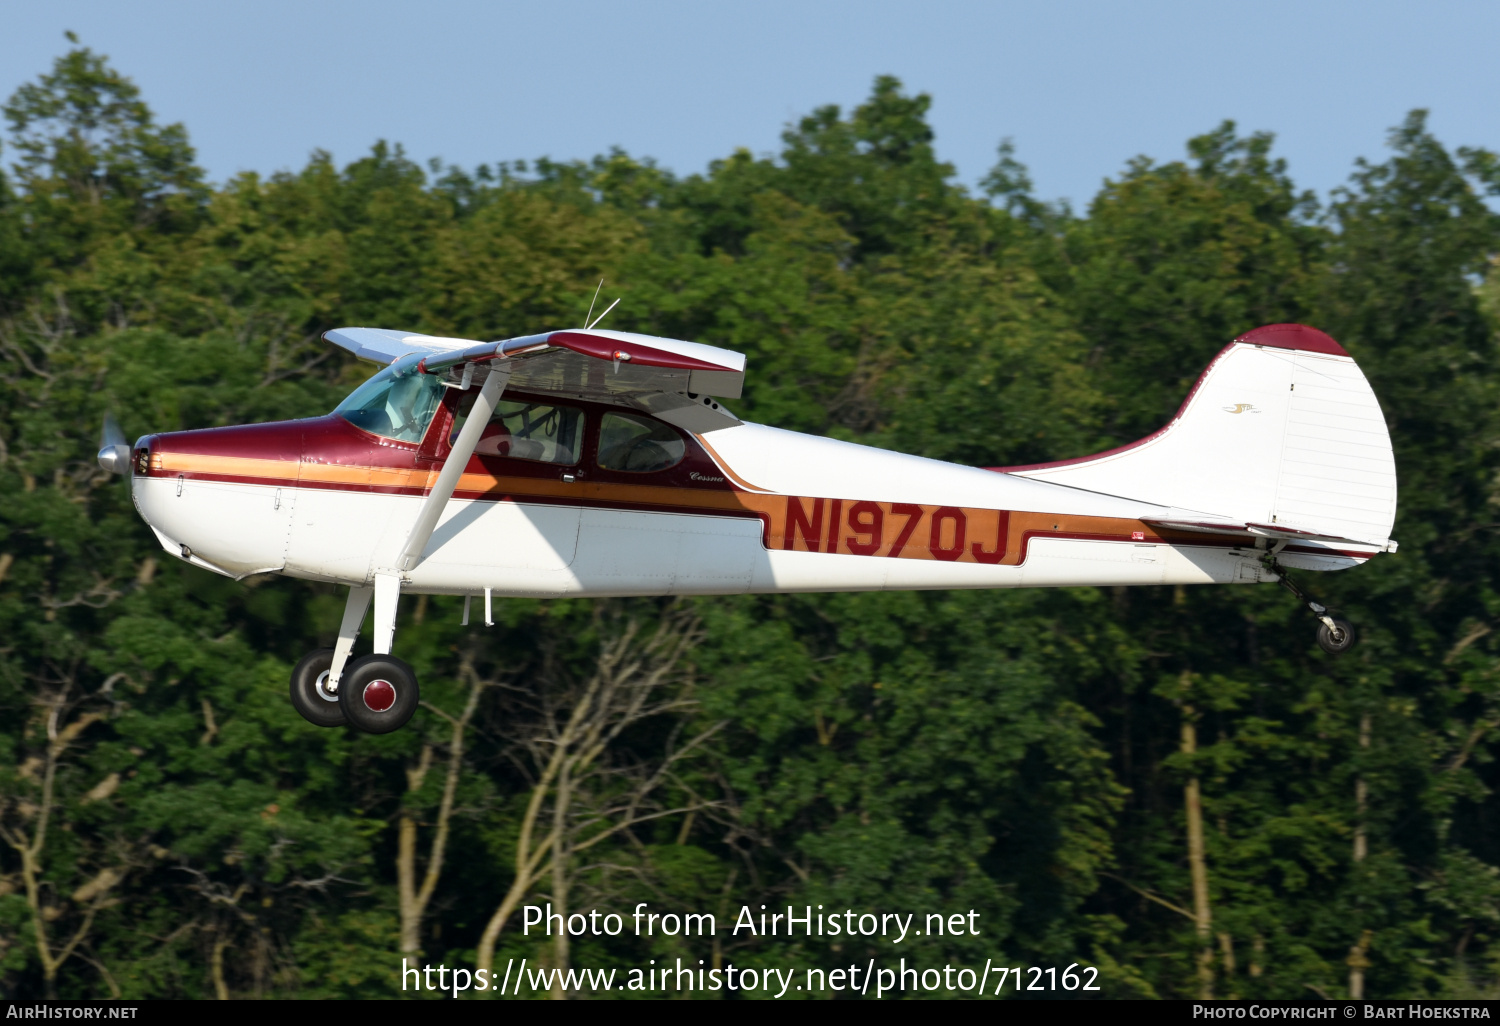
xmin=473 ymin=606 xmax=710 ymax=980
xmin=397 ymin=745 xmax=433 ymax=955
xmin=1348 ymin=712 xmax=1371 ymax=999
xmin=399 ymin=672 xmax=484 ymax=956
xmin=476 ymin=775 xmax=561 ymax=975
xmin=1182 ymin=701 xmax=1214 ymax=1000
xmin=1218 ymin=932 xmax=1237 ymax=999
xmin=550 ymin=762 xmax=572 ymax=1000
xmin=5 ymin=700 xmax=111 ymax=999
xmin=211 ymin=936 xmax=231 ymax=999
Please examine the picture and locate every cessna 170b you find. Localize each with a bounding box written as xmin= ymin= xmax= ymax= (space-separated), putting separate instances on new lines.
xmin=98 ymin=320 xmax=1398 ymax=734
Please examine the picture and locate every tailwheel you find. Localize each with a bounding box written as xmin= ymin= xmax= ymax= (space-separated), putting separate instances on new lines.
xmin=339 ymin=654 xmax=420 ymax=734
xmin=1265 ymin=556 xmax=1358 ymax=655
xmin=290 ymin=648 xmax=347 ymax=727
xmin=1317 ymin=618 xmax=1356 ymax=655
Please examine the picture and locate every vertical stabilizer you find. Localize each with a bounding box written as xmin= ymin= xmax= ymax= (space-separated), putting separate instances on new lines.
xmin=1001 ymin=325 xmax=1398 ymax=550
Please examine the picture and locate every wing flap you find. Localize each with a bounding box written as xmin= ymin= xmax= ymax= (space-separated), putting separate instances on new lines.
xmin=636 ymin=391 xmax=740 ymax=433
xmin=545 ymin=330 xmax=745 ymax=397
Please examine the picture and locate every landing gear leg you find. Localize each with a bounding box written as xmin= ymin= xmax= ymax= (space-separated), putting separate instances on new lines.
xmin=289 ymin=585 xmax=371 ymax=727
xmin=370 ymin=572 xmax=399 ymax=656
xmin=338 ymin=572 xmax=421 ymax=733
xmin=330 ymin=585 xmax=374 ymax=688
xmin=1263 ymin=556 xmax=1355 ymax=654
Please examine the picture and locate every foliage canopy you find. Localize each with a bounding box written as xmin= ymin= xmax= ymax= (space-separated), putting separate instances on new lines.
xmin=1 ymin=43 xmax=1499 ymax=1000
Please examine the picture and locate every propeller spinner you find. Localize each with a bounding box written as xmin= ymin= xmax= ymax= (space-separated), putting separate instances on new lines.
xmin=98 ymin=413 xmax=130 ymax=474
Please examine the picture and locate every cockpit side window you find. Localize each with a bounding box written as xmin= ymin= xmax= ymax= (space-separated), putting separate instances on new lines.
xmin=596 ymin=412 xmax=685 ymax=473
xmin=334 ymin=357 xmax=445 ymax=444
xmin=449 ymin=395 xmax=583 ymax=466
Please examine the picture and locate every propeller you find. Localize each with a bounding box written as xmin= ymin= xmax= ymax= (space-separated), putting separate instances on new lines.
xmin=97 ymin=413 xmax=131 ymax=474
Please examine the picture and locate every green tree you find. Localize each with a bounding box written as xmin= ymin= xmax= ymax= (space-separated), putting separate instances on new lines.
xmin=1065 ymin=122 xmax=1323 ymax=441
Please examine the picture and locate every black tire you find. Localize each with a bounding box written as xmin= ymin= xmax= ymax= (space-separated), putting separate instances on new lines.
xmin=290 ymin=648 xmax=347 ymax=727
xmin=339 ymin=654 xmax=420 ymax=734
xmin=1317 ymin=618 xmax=1356 ymax=655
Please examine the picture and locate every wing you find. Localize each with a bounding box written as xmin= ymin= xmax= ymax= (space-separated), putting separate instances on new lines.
xmin=323 ymin=326 xmax=746 ymax=432
xmin=322 ymin=327 xmax=480 ymax=365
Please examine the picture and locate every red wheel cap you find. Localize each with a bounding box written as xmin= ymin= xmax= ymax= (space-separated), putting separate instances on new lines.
xmin=363 ymin=679 xmax=396 ymax=712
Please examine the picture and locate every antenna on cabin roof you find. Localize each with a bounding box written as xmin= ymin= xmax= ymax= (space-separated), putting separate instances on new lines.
xmin=584 ymin=279 xmax=604 ymax=328
xmin=587 ymin=296 xmax=621 ymax=330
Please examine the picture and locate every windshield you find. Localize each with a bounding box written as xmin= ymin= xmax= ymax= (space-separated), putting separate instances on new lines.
xmin=334 ymin=356 xmax=445 ymax=444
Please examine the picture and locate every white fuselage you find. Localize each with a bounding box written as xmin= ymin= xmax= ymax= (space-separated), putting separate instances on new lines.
xmin=133 ymin=419 xmax=1302 ymax=598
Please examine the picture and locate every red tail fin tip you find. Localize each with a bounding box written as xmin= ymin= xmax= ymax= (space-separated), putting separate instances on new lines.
xmin=1234 ymin=323 xmax=1348 ymax=357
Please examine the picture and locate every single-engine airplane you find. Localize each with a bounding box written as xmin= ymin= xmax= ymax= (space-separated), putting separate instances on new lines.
xmin=99 ymin=320 xmax=1397 ymax=733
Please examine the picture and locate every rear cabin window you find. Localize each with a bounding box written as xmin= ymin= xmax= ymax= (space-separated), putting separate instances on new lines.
xmin=334 ymin=357 xmax=445 ymax=444
xmin=597 ymin=412 xmax=685 ymax=473
xmin=450 ymin=396 xmax=583 ymax=466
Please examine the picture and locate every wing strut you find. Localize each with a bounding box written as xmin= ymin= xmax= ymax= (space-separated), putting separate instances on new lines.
xmin=397 ymin=363 xmax=511 ymax=572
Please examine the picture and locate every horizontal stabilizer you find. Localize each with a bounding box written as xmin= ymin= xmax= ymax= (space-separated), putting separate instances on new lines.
xmin=1142 ymin=518 xmax=1399 ymax=553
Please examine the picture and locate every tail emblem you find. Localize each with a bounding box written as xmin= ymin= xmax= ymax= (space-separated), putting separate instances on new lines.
xmin=1223 ymin=403 xmax=1260 ymax=414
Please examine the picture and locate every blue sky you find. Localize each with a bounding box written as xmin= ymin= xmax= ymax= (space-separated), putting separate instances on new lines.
xmin=2 ymin=0 xmax=1496 ymax=208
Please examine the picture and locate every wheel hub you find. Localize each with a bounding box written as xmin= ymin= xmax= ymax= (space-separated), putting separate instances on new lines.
xmin=314 ymin=670 xmax=339 ymax=702
xmin=363 ymin=678 xmax=396 ymax=712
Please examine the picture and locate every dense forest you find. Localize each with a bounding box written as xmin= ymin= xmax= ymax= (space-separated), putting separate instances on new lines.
xmin=1 ymin=44 xmax=1499 ymax=1000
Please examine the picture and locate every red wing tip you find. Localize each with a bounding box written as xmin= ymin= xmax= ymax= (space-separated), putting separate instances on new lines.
xmin=1234 ymin=323 xmax=1349 ymax=357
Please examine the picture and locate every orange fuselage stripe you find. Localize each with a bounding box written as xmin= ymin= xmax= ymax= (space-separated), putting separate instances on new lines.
xmin=151 ymin=451 xmax=1239 ymax=565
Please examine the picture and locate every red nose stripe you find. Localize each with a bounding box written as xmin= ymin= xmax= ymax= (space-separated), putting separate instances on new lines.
xmin=363 ymin=679 xmax=396 ymax=712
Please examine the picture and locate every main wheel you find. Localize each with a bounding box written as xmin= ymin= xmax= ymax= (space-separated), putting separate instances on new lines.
xmin=290 ymin=649 xmax=347 ymax=727
xmin=339 ymin=654 xmax=420 ymax=734
xmin=1317 ymin=618 xmax=1356 ymax=654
